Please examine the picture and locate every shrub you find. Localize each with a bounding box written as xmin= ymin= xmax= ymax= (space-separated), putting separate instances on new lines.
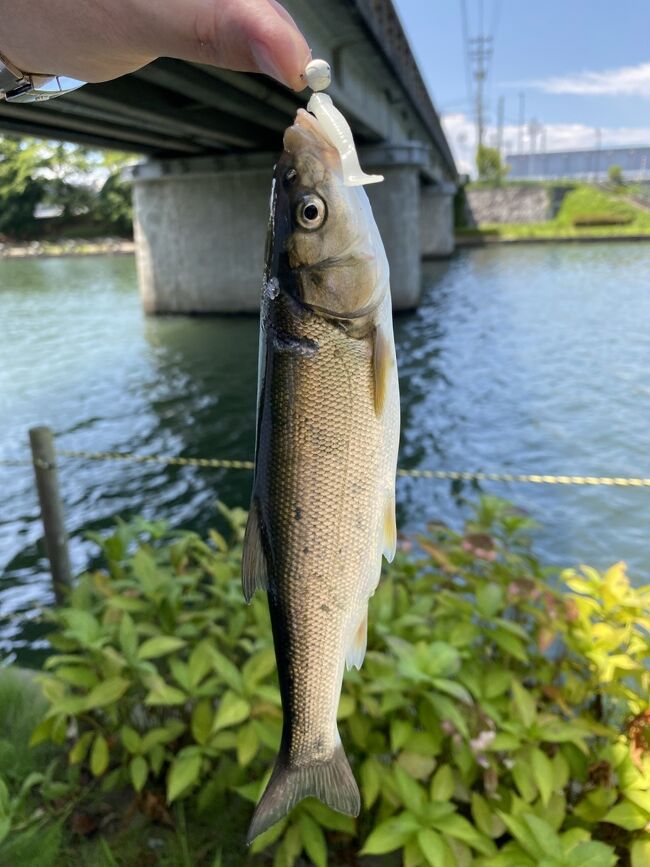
xmin=572 ymin=214 xmax=633 ymax=227
xmin=17 ymin=499 xmax=650 ymax=866
xmin=608 ymin=165 xmax=624 ymax=187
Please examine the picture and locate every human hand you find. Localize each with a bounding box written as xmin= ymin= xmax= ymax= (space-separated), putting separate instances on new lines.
xmin=0 ymin=0 xmax=311 ymax=90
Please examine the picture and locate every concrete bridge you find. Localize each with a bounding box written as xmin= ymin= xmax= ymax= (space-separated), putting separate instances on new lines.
xmin=0 ymin=0 xmax=457 ymax=311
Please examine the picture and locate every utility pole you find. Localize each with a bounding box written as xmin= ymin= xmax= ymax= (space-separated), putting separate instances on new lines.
xmin=496 ymin=95 xmax=505 ymax=158
xmin=518 ymin=92 xmax=525 ymax=154
xmin=464 ymin=0 xmax=493 ymax=152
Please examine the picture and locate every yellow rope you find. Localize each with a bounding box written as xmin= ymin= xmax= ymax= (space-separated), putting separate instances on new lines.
xmin=56 ymin=450 xmax=255 ymax=470
xmin=49 ymin=450 xmax=650 ymax=487
xmin=3 ymin=449 xmax=649 ymax=487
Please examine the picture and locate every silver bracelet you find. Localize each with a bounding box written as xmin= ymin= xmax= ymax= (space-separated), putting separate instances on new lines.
xmin=0 ymin=51 xmax=85 ymax=103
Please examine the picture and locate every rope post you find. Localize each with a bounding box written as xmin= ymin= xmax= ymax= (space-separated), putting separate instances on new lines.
xmin=28 ymin=426 xmax=72 ymax=604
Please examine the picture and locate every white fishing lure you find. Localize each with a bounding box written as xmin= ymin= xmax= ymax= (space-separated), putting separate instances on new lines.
xmin=304 ymin=59 xmax=383 ymax=188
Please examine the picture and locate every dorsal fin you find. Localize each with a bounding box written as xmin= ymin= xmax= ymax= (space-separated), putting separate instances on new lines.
xmin=242 ymin=499 xmax=269 ymax=602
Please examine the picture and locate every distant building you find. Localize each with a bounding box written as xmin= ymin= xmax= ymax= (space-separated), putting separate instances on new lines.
xmin=505 ymin=146 xmax=650 ymax=181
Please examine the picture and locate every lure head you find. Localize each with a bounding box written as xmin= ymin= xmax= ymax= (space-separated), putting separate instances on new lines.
xmin=270 ymin=109 xmax=389 ymax=321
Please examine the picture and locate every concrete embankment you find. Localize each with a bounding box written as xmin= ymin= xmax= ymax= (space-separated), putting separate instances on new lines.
xmin=0 ymin=237 xmax=134 ymax=259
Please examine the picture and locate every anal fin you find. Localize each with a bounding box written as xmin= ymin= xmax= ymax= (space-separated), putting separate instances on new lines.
xmin=242 ymin=498 xmax=269 ymax=602
xmin=346 ymin=611 xmax=368 ymax=670
xmin=383 ymin=492 xmax=397 ymax=563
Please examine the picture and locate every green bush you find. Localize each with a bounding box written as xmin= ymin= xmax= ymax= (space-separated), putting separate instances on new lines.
xmin=572 ymin=214 xmax=633 ymax=227
xmin=14 ymin=499 xmax=650 ymax=866
xmin=608 ymin=165 xmax=624 ymax=187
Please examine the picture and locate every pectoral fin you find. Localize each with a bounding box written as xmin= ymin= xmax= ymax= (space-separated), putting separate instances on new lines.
xmin=242 ymin=498 xmax=269 ymax=602
xmin=372 ymin=325 xmax=394 ymax=416
xmin=383 ymin=492 xmax=397 ymax=562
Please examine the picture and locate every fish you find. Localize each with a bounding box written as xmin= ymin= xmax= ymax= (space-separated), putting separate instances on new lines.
xmin=243 ymin=107 xmax=400 ymax=843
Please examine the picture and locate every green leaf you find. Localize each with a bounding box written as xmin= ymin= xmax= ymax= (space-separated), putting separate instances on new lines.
xmin=144 ymin=682 xmax=187 ymax=706
xmin=29 ymin=716 xmax=55 ymax=747
xmin=299 ymin=813 xmax=327 ymax=867
xmin=0 ymin=777 xmax=9 ymax=816
xmin=187 ymin=640 xmax=214 ymax=688
xmin=90 ymin=733 xmax=109 ymax=777
xmin=69 ymin=730 xmax=94 ymax=765
xmin=360 ymin=758 xmax=381 ymax=808
xmin=119 ymin=613 xmax=138 ymax=658
xmin=493 ymin=629 xmax=528 ymax=662
xmin=391 ymin=718 xmax=413 ymax=752
xmin=141 ymin=722 xmax=186 ymax=752
xmin=130 ymin=756 xmax=148 ymax=792
xmin=360 ymin=811 xmax=421 ymax=854
xmin=417 ymin=828 xmax=446 ymax=867
xmin=427 ymin=694 xmax=469 ymax=738
xmin=167 ymin=754 xmax=202 ymax=802
xmin=632 ymin=837 xmax=650 ymax=867
xmin=476 ymin=583 xmax=503 ymax=617
xmin=121 ymin=726 xmax=142 ymax=754
xmin=209 ymin=648 xmax=243 ymax=692
xmin=191 ymin=699 xmax=214 ymax=746
xmin=55 ymin=666 xmax=99 ymax=689
xmin=236 ymin=723 xmax=259 ymax=767
xmin=602 ymin=799 xmax=650 ymax=830
xmin=84 ymin=676 xmax=130 ymax=709
xmin=522 ymin=814 xmax=563 ymax=860
xmin=513 ymin=759 xmax=537 ymax=803
xmin=137 ymin=636 xmax=186 ymax=659
xmin=511 ymin=680 xmax=536 ymax=728
xmin=303 ymin=800 xmax=355 ymax=832
xmin=212 ymin=691 xmax=250 ymax=731
xmin=132 ymin=549 xmax=165 ymax=594
xmin=497 ymin=811 xmax=545 ymax=860
xmin=431 ymin=812 xmax=495 ymax=855
xmin=242 ymin=647 xmax=276 ymax=691
xmin=0 ymin=816 xmax=10 ymax=846
xmin=570 ymin=841 xmax=618 ymax=867
xmin=471 ymin=793 xmax=506 ymax=838
xmin=430 ymin=764 xmax=454 ymax=801
xmin=393 ymin=765 xmax=426 ymax=814
xmin=531 ymin=748 xmax=554 ymax=806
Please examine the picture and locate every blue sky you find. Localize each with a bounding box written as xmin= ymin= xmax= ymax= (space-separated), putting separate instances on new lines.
xmin=395 ymin=0 xmax=650 ymax=171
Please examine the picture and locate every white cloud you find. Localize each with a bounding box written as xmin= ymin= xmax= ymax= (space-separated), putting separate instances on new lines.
xmin=441 ymin=112 xmax=650 ymax=177
xmin=527 ymin=61 xmax=650 ymax=98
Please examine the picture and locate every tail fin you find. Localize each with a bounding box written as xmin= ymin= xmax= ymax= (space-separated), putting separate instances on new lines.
xmin=247 ymin=744 xmax=360 ymax=844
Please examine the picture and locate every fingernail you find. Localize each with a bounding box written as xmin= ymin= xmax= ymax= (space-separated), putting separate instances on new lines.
xmin=250 ymin=39 xmax=291 ymax=87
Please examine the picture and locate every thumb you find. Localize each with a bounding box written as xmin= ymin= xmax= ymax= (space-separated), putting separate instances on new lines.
xmin=141 ymin=0 xmax=312 ymax=91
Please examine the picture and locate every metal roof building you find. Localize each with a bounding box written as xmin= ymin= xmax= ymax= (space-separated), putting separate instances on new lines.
xmin=505 ymin=146 xmax=650 ymax=181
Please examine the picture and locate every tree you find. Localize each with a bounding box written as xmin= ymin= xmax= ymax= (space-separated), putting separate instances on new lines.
xmin=476 ymin=144 xmax=509 ymax=186
xmin=0 ymin=137 xmax=48 ymax=237
xmin=607 ymin=164 xmax=624 ymax=186
xmin=0 ymin=135 xmax=135 ymax=239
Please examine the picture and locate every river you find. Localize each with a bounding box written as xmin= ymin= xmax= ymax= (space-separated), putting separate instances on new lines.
xmin=2 ymin=243 xmax=649 ymax=662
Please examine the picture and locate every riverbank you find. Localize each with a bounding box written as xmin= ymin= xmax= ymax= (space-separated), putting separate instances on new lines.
xmin=456 ymin=228 xmax=650 ymax=246
xmin=0 ymin=237 xmax=134 ymax=259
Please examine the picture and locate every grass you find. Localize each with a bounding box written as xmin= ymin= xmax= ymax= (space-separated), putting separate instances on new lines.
xmin=0 ymin=667 xmax=53 ymax=783
xmin=460 ymin=182 xmax=650 ymax=241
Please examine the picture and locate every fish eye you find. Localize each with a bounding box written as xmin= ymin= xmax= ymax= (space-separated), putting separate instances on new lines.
xmin=296 ymin=194 xmax=327 ymax=230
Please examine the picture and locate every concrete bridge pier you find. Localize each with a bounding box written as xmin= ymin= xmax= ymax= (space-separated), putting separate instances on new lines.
xmin=132 ymin=145 xmax=455 ymax=315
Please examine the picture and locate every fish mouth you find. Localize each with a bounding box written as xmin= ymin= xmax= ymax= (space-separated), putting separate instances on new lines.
xmin=283 ymin=108 xmax=339 ymax=159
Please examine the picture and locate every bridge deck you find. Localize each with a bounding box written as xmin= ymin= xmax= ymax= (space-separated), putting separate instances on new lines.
xmin=0 ymin=0 xmax=456 ymax=181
